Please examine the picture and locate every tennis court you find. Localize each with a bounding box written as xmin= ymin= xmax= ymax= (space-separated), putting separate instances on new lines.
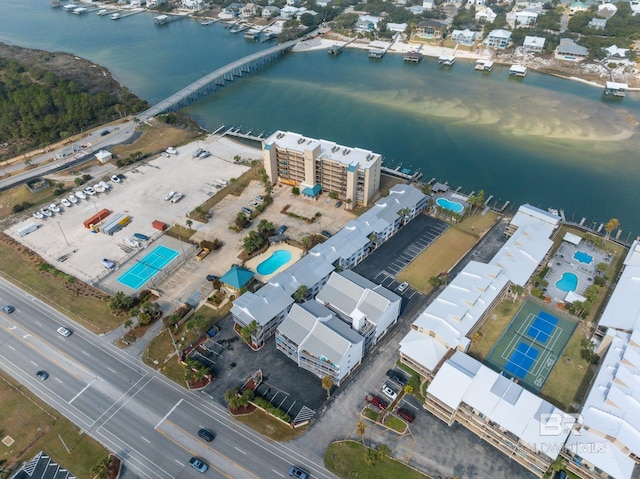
xmin=485 ymin=300 xmax=576 ymax=392
xmin=117 ymin=245 xmax=179 ymax=290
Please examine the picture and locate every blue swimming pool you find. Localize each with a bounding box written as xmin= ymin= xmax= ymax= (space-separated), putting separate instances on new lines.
xmin=436 ymin=198 xmax=464 ymax=214
xmin=117 ymin=245 xmax=179 ymax=290
xmin=257 ymin=250 xmax=292 ymax=275
xmin=556 ymin=272 xmax=578 ymax=293
xmin=573 ymin=251 xmax=593 ymax=264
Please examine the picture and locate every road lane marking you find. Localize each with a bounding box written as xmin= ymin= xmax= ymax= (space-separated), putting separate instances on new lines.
xmin=55 ymin=377 xmax=63 ymax=383
xmin=174 ymin=459 xmax=185 ymax=467
xmin=69 ymin=378 xmax=96 ymax=404
xmin=272 ymin=470 xmax=285 ymax=477
xmin=107 ymin=367 xmax=116 ymax=374
xmin=234 ymin=446 xmax=246 ymax=455
xmin=155 ymin=398 xmax=183 ymax=429
xmin=30 ymin=360 xmax=38 ymax=366
xmin=7 ymin=345 xmax=15 ymax=351
xmin=81 ymin=350 xmax=90 ymax=357
xmin=35 ymin=321 xmax=42 ymax=326
xmin=141 ymin=436 xmax=151 ymax=444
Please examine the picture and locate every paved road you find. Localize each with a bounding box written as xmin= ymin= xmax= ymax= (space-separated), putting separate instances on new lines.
xmin=0 ymin=277 xmax=337 ymax=479
xmin=0 ymin=121 xmax=137 ymax=192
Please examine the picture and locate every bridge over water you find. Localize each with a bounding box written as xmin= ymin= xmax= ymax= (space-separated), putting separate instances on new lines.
xmin=137 ymin=38 xmax=299 ymax=122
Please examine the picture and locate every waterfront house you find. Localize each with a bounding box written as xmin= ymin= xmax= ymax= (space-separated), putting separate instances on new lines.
xmin=486 ymin=29 xmax=512 ymax=49
xmin=523 ymin=35 xmax=545 ymax=53
xmin=475 ymin=7 xmax=497 ymax=23
xmin=598 ymin=2 xmax=617 ymax=17
xmin=240 ymin=3 xmax=257 ymax=17
xmin=588 ymin=17 xmax=607 ymax=29
xmin=556 ymin=38 xmax=588 ymax=60
xmin=451 ymin=29 xmax=477 ymax=46
xmin=262 ymin=5 xmax=279 ymax=16
xmin=181 ymin=0 xmax=204 ymax=9
xmin=224 ymin=3 xmax=242 ymax=15
xmin=387 ymin=22 xmax=408 ymax=32
xmin=409 ymin=5 xmax=425 ymax=14
xmin=569 ymin=0 xmax=587 ymax=14
xmin=413 ymin=19 xmax=448 ymax=41
xmin=514 ymin=10 xmax=538 ymax=25
xmin=280 ymin=5 xmax=302 ymax=17
xmin=605 ymin=44 xmax=628 ymax=58
xmin=355 ymin=19 xmax=375 ymax=33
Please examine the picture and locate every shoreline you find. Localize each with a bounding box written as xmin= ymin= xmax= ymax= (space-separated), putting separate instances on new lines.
xmin=293 ymin=36 xmax=640 ymax=92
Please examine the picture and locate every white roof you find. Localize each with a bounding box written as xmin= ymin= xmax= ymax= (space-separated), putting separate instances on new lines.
xmin=95 ymin=150 xmax=112 ymax=160
xmin=516 ymin=10 xmax=538 ymax=17
xmin=509 ymin=64 xmax=528 ymax=74
xmin=402 ymin=261 xmax=508 ymax=370
xmin=579 ymin=330 xmax=640 ymax=463
xmin=524 ymin=35 xmax=545 ymax=47
xmin=511 ymin=204 xmax=561 ymax=228
xmin=607 ymin=81 xmax=628 ymax=90
xmin=598 ymin=240 xmax=640 ymax=331
xmin=565 ymin=428 xmax=635 ymax=479
xmin=264 ymin=130 xmax=381 ymax=170
xmin=428 ymin=352 xmax=574 ymax=460
xmin=564 ymin=290 xmax=586 ymax=303
xmin=562 ymin=231 xmax=581 ymax=245
xmin=489 ymin=29 xmax=512 ymax=39
xmin=399 ymin=329 xmax=449 ymax=371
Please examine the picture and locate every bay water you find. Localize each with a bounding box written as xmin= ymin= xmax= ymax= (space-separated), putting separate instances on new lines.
xmin=2 ymin=0 xmax=640 ymax=238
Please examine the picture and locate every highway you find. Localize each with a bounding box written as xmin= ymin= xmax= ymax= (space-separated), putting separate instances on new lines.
xmin=0 ymin=277 xmax=336 ymax=479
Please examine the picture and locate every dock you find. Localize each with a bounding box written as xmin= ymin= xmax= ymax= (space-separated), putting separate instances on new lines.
xmin=604 ymin=81 xmax=627 ymax=97
xmin=403 ymin=51 xmax=422 ymax=63
xmin=328 ymin=38 xmax=356 ymax=55
xmin=368 ymin=34 xmax=398 ymax=60
xmin=509 ymin=64 xmax=527 ymax=77
xmin=381 ymin=165 xmax=421 ymax=181
xmin=475 ymin=59 xmax=493 ymax=71
xmin=230 ymin=23 xmax=250 ymax=33
xmin=223 ymin=126 xmax=266 ymax=142
xmin=200 ymin=18 xmax=217 ymax=25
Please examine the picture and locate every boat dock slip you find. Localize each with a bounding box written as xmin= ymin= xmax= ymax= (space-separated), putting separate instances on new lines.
xmin=369 ymin=48 xmax=385 ymax=59
xmin=403 ymin=51 xmax=422 ymax=63
xmin=110 ymin=8 xmax=143 ymax=20
xmin=154 ymin=14 xmax=184 ymax=25
xmin=328 ymin=37 xmax=356 ymax=55
xmin=475 ymin=59 xmax=493 ymax=71
xmin=509 ymin=64 xmax=527 ymax=77
xmin=604 ymin=81 xmax=628 ymax=97
xmin=438 ymin=55 xmax=456 ymax=66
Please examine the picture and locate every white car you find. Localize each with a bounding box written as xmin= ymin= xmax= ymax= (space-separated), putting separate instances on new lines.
xmin=170 ymin=193 xmax=184 ymax=203
xmin=164 ymin=191 xmax=176 ymax=201
xmin=57 ymin=326 xmax=72 ymax=337
xmin=83 ymin=186 xmax=96 ymax=196
xmin=381 ymin=384 xmax=398 ymax=401
xmin=111 ymin=175 xmax=121 ymax=183
xmin=60 ymin=198 xmax=72 ymax=208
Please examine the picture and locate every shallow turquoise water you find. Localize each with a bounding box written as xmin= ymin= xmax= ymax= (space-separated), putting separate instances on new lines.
xmin=436 ymin=198 xmax=464 ymax=213
xmin=555 ymin=272 xmax=578 ymax=293
xmin=257 ymin=250 xmax=292 ymax=275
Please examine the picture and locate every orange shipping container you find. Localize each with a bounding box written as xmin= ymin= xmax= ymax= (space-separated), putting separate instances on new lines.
xmin=83 ymin=209 xmax=111 ymax=229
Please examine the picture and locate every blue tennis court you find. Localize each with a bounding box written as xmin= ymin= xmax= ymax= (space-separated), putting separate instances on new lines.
xmin=117 ymin=245 xmax=179 ymax=290
xmin=504 ymin=342 xmax=540 ymax=378
xmin=526 ymin=311 xmax=558 ymax=344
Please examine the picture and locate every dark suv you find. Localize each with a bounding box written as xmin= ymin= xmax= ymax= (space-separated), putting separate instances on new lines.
xmin=197 ymin=428 xmax=215 ymax=442
xmin=386 ymin=369 xmax=407 ymax=386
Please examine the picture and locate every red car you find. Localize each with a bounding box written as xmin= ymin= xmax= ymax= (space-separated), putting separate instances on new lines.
xmin=365 ymin=394 xmax=388 ymax=410
xmin=397 ymin=407 xmax=415 ymax=423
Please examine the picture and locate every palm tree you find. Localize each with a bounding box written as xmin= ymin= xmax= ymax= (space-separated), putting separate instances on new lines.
xmin=604 ymin=218 xmax=619 ymax=240
xmin=510 ymin=284 xmax=525 ymax=303
xmin=90 ymin=456 xmax=111 ymax=479
xmin=186 ymin=219 xmax=193 ymax=229
xmin=322 ymin=375 xmax=334 ymax=399
xmin=375 ymin=444 xmax=391 ymax=462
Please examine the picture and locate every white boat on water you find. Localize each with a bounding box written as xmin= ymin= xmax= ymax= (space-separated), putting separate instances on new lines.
xmin=111 ymin=13 xmax=121 ymax=20
xmin=97 ymin=8 xmax=108 ymax=15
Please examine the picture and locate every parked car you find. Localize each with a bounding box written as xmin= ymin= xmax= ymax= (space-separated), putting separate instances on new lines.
xmin=321 ymin=229 xmax=332 ymax=238
xmin=277 ymin=225 xmax=288 ymax=235
xmin=198 ymin=150 xmax=211 ymax=158
xmin=100 ymin=129 xmax=109 ymax=136
xmin=170 ymin=193 xmax=184 ymax=203
xmin=288 ymin=466 xmax=309 ymax=479
xmin=57 ymin=327 xmax=72 ymax=337
xmin=164 ymin=191 xmax=176 ymax=201
xmin=83 ymin=186 xmax=96 ymax=196
xmin=381 ymin=384 xmax=398 ymax=401
xmin=197 ymin=428 xmax=215 ymax=442
xmin=255 ymin=196 xmax=264 ymax=203
xmin=365 ymin=394 xmax=388 ymax=410
xmin=2 ymin=305 xmax=15 ymax=314
xmin=36 ymin=370 xmax=49 ymax=381
xmin=397 ymin=282 xmax=409 ymax=293
xmin=241 ymin=206 xmax=253 ymax=215
xmin=189 ymin=457 xmax=208 ymax=473
xmin=386 ymin=369 xmax=407 ymax=387
xmin=60 ymin=198 xmax=72 ymax=208
xmin=335 ymin=200 xmax=342 ymax=208
xmin=397 ymin=407 xmax=415 ymax=423
xmin=161 ymin=152 xmax=170 ymax=158
xmin=206 ymin=275 xmax=219 ymax=282
xmin=101 ymin=258 xmax=115 ymax=269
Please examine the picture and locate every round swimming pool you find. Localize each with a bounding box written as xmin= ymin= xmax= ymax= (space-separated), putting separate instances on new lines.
xmin=556 ymin=272 xmax=578 ymax=292
xmin=257 ymin=250 xmax=292 ymax=275
xmin=436 ymin=198 xmax=464 ymax=214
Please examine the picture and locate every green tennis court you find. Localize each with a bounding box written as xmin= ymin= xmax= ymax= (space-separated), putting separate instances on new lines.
xmin=484 ymin=299 xmax=577 ymax=392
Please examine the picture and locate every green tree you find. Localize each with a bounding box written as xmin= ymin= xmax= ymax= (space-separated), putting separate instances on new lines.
xmin=235 ymin=212 xmax=249 ymax=229
xmin=90 ymin=456 xmax=111 ymax=479
xmin=240 ymin=320 xmax=258 ymax=343
xmin=110 ymin=291 xmax=134 ymax=311
xmin=292 ymin=186 xmax=300 ymax=195
xmin=186 ymin=219 xmax=193 ymax=229
xmin=604 ymin=218 xmax=619 ymax=240
xmin=131 ymin=301 xmax=160 ymax=326
xmin=293 ymin=285 xmax=309 ymax=302
xmin=301 ymin=236 xmax=313 ymax=251
xmin=510 ymin=284 xmax=525 ymax=302
xmin=257 ymin=219 xmax=275 ymax=237
xmin=322 ymin=375 xmax=334 ymax=399
xmin=243 ymin=231 xmax=265 ymax=254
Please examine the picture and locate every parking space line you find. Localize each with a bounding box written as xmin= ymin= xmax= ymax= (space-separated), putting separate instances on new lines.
xmin=272 ymin=470 xmax=285 ymax=477
xmin=175 ymin=459 xmax=185 ymax=467
xmin=234 ymin=446 xmax=247 ymax=455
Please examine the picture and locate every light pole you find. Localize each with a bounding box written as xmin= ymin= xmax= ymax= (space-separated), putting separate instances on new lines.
xmin=57 ymin=222 xmax=70 ymax=247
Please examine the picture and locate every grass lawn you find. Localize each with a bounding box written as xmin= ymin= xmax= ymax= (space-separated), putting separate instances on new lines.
xmin=143 ymin=303 xmax=231 ymax=385
xmin=397 ymin=211 xmax=499 ymax=294
xmin=0 ymin=371 xmax=108 ymax=478
xmin=384 ymin=415 xmax=407 ymax=433
xmin=362 ymin=408 xmax=381 ymax=422
xmin=325 ymin=441 xmax=431 ymax=479
xmin=0 ymin=235 xmax=120 ymax=333
xmin=467 ymin=299 xmax=522 ymax=361
xmin=110 ymin=122 xmax=201 ymax=159
xmin=0 ymin=183 xmax=60 ymax=221
xmin=233 ymin=409 xmax=307 ymax=442
xmin=540 ymin=326 xmax=596 ymax=411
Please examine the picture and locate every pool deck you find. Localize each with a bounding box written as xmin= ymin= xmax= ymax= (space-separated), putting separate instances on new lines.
xmin=544 ymin=240 xmax=611 ymax=302
xmin=244 ymin=242 xmax=303 ymax=283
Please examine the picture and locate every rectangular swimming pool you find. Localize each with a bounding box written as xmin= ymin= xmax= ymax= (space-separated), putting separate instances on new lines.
xmin=117 ymin=245 xmax=179 ymax=290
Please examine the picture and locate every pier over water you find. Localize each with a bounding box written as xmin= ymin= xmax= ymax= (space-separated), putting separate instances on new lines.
xmin=137 ymin=39 xmax=300 ymax=122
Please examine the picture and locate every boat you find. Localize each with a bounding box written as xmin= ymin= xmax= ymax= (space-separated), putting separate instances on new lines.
xmin=73 ymin=7 xmax=88 ymax=14
xmin=61 ymin=198 xmax=72 ymax=207
xmin=134 ymin=233 xmax=149 ymax=241
xmin=200 ymin=19 xmax=214 ymax=26
xmin=68 ymin=194 xmax=78 ymax=204
xmin=124 ymin=237 xmax=140 ymax=248
xmin=41 ymin=208 xmax=53 ymax=217
xmin=33 ymin=211 xmax=44 ymax=219
xmin=75 ymin=191 xmax=87 ymax=200
xmin=93 ymin=183 xmax=106 ymax=193
xmin=62 ymin=4 xmax=77 ymax=12
xmin=110 ymin=13 xmax=120 ymax=20
xmin=438 ymin=55 xmax=456 ymax=66
xmin=97 ymin=8 xmax=108 ymax=15
xmin=48 ymin=203 xmax=61 ymax=213
xmin=99 ymin=180 xmax=111 ymax=190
